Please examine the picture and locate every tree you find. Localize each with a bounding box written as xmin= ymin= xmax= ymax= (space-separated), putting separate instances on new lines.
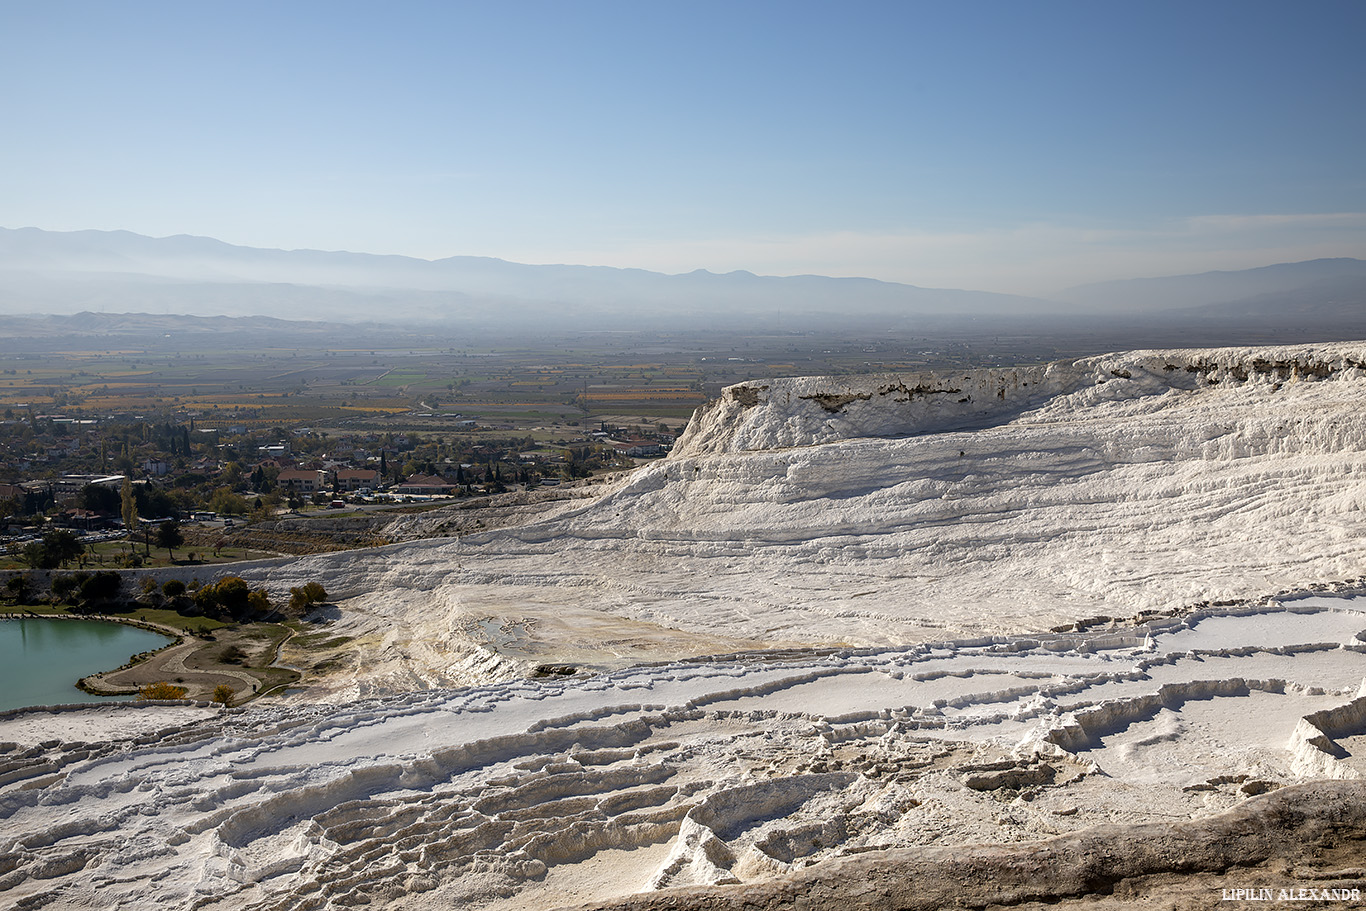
xmin=287 ymin=581 xmax=328 ymax=615
xmin=4 ymin=574 xmax=32 ymax=604
xmin=22 ymin=529 xmax=85 ymax=570
xmin=80 ymin=483 xmax=121 ymax=514
xmin=193 ymin=575 xmax=260 ymax=620
xmin=156 ymin=519 xmax=184 ymax=561
xmin=51 ymin=574 xmax=80 ymax=602
xmin=208 ymin=487 xmax=248 ymax=516
xmin=121 ymin=476 xmax=139 ymax=538
xmin=247 ymin=588 xmax=272 ymax=617
xmin=78 ymin=570 xmax=122 ymax=606
xmin=139 ymin=681 xmax=188 ymax=700
xmin=20 ymin=541 xmax=51 ymax=570
xmin=134 ymin=485 xmax=176 ymax=519
xmin=211 ymin=684 xmax=235 ymax=705
xmin=0 ymin=494 xmax=22 ymax=522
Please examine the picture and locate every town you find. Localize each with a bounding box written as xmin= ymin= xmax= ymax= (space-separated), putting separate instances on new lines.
xmin=0 ymin=412 xmax=674 ymax=568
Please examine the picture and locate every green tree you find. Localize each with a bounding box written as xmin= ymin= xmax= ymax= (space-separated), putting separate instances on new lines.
xmin=156 ymin=519 xmax=184 ymax=561
xmin=4 ymin=574 xmax=32 ymax=604
xmin=134 ymin=485 xmax=176 ymax=519
xmin=51 ymin=574 xmax=80 ymax=602
xmin=20 ymin=541 xmax=51 ymax=570
xmin=23 ymin=529 xmax=85 ymax=570
xmin=121 ymin=476 xmax=139 ymax=544
xmin=208 ymin=487 xmax=248 ymax=515
xmin=193 ymin=575 xmax=259 ymax=620
xmin=80 ymin=483 xmax=121 ymax=514
xmin=0 ymin=494 xmax=22 ymax=522
xmin=78 ymin=570 xmax=122 ymax=606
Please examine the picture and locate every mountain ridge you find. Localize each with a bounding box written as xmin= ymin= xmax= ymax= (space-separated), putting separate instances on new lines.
xmin=2 ymin=227 xmax=1363 ymax=331
xmin=0 ymin=227 xmax=1048 ymax=326
xmin=1055 ymin=257 xmax=1366 ymax=313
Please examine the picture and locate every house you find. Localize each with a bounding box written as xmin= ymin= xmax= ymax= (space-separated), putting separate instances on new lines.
xmin=54 ymin=474 xmax=125 ymax=500
xmin=334 ymin=468 xmax=381 ymax=492
xmin=57 ymin=508 xmax=103 ymax=530
xmin=276 ymin=469 xmax=329 ymax=494
xmin=392 ymin=474 xmax=456 ymax=496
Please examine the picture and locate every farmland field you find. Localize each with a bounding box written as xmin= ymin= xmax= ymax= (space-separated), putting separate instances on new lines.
xmin=0 ymin=319 xmax=1086 ymax=439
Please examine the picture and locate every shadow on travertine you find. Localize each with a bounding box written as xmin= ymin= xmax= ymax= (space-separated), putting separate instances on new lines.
xmin=558 ymin=781 xmax=1366 ymax=911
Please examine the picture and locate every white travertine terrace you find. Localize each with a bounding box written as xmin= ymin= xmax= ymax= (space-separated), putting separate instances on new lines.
xmin=5 ymin=342 xmax=1366 ymax=909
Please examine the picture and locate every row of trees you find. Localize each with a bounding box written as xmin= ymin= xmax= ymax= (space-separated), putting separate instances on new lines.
xmin=136 ymin=681 xmax=235 ymax=705
xmin=17 ymin=520 xmax=185 ymax=570
xmin=4 ymin=567 xmax=328 ymax=622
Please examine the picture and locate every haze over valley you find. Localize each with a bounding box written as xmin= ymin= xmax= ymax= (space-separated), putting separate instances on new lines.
xmin=0 ymin=227 xmax=1362 ymax=332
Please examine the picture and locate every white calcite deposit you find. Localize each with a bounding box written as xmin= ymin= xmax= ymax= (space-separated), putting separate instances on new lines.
xmin=2 ymin=600 xmax=1365 ymax=910
xmin=221 ymin=342 xmax=1366 ymax=689
xmin=5 ymin=342 xmax=1366 ymax=909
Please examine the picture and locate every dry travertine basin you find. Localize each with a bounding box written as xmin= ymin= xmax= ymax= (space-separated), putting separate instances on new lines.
xmin=5 ymin=342 xmax=1366 ymax=910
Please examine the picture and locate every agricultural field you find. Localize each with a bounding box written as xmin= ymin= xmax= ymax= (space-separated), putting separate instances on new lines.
xmin=0 ymin=320 xmax=1078 ymax=438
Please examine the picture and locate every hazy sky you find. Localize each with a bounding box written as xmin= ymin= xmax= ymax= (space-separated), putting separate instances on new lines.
xmin=3 ymin=0 xmax=1364 ymax=295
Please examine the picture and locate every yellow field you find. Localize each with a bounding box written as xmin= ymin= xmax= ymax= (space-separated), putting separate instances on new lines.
xmin=582 ymin=391 xmax=706 ymax=402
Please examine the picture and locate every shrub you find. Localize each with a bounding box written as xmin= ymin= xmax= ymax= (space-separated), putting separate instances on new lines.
xmin=78 ymin=570 xmax=122 ymax=604
xmin=211 ymin=684 xmax=235 ymax=705
xmin=247 ymin=588 xmax=272 ymax=617
xmin=219 ymin=645 xmax=248 ymax=664
xmin=51 ymin=574 xmax=79 ymax=602
xmin=163 ymin=579 xmax=186 ymax=598
xmin=288 ymin=581 xmax=328 ymax=614
xmin=191 ymin=576 xmax=270 ymax=621
xmin=138 ymin=681 xmax=188 ymax=700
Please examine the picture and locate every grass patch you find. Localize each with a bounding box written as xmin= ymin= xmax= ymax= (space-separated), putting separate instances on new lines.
xmin=367 ymin=372 xmax=429 ymax=387
xmin=7 ymin=603 xmax=231 ymax=634
xmin=294 ymin=633 xmax=354 ymax=649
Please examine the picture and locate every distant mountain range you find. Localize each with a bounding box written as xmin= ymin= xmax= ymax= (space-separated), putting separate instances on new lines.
xmin=1055 ymin=258 xmax=1366 ymax=320
xmin=0 ymin=227 xmax=1046 ymax=329
xmin=0 ymin=227 xmax=1362 ymax=333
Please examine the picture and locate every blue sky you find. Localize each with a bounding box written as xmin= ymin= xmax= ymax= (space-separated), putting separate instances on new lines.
xmin=3 ymin=0 xmax=1364 ymax=294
